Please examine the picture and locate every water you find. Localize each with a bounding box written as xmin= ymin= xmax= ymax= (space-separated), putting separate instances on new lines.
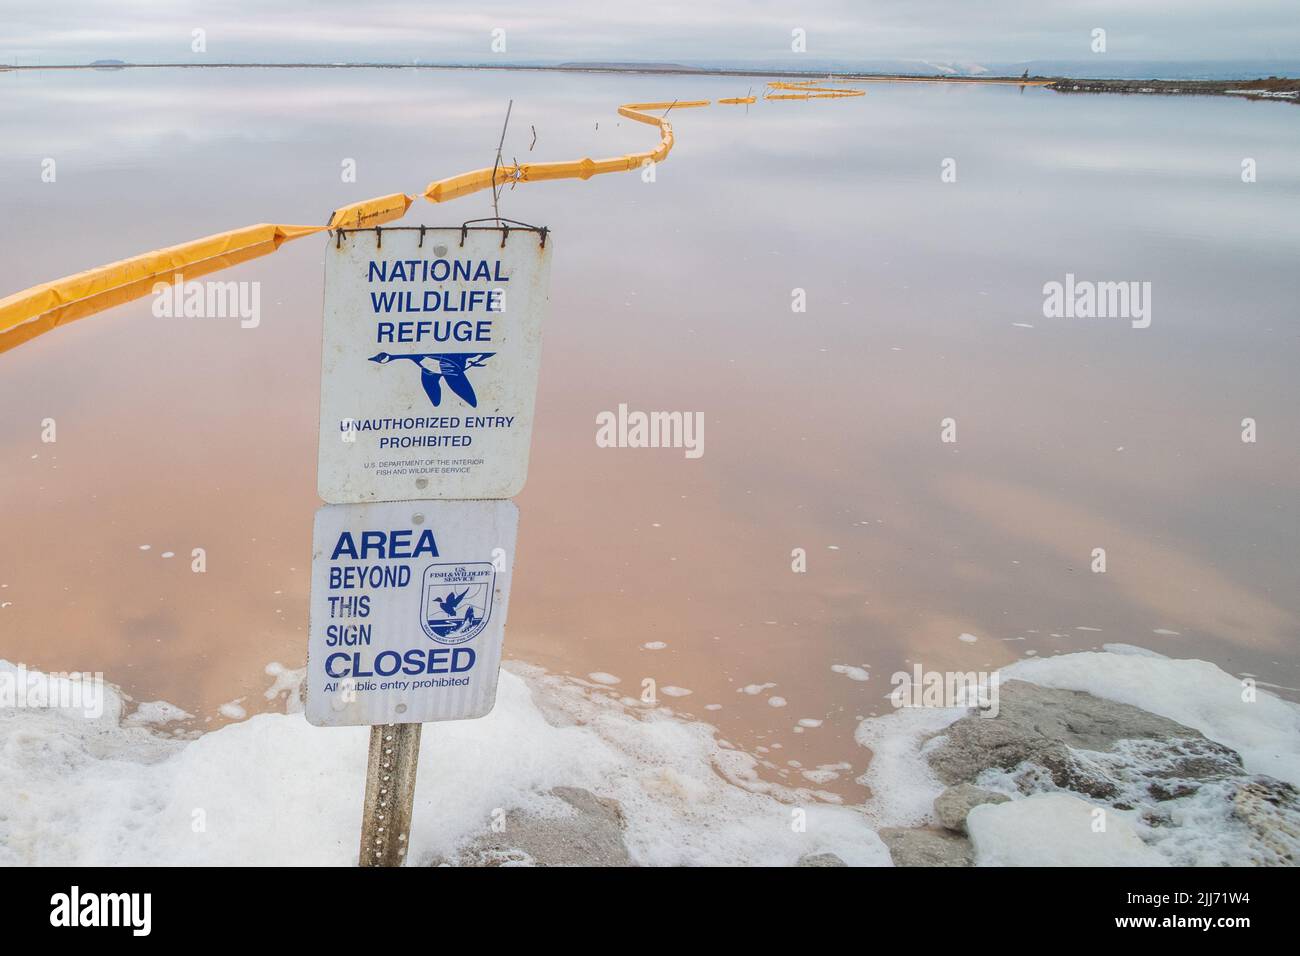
xmin=2 ymin=67 xmax=1298 ymax=799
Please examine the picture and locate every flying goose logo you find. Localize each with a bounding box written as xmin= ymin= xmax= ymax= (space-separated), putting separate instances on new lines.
xmin=420 ymin=563 xmax=495 ymax=644
xmin=369 ymin=351 xmax=496 ymax=407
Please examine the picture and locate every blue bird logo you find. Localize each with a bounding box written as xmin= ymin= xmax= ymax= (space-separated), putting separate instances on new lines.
xmin=369 ymin=351 xmax=495 ymax=407
xmin=435 ymin=587 xmax=470 ymax=617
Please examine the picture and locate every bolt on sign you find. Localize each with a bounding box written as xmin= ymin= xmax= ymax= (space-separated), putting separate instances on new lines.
xmin=318 ymin=226 xmax=553 ymax=503
xmin=306 ymin=499 xmax=518 ymax=727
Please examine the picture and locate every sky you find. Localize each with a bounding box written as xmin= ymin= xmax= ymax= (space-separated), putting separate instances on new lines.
xmin=2 ymin=0 xmax=1298 ymax=67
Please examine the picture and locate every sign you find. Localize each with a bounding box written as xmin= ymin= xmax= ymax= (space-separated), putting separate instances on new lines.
xmin=305 ymin=498 xmax=518 ymax=727
xmin=317 ymin=226 xmax=553 ymax=503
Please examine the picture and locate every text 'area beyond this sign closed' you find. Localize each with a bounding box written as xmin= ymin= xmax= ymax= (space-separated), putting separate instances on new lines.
xmin=306 ymin=499 xmax=518 ymax=727
xmin=318 ymin=227 xmax=552 ymax=503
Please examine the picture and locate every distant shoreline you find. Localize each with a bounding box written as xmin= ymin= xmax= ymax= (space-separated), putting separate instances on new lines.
xmin=3 ymin=62 xmax=1298 ymax=100
xmin=3 ymin=61 xmax=1051 ymax=82
xmin=1046 ymin=76 xmax=1299 ymax=101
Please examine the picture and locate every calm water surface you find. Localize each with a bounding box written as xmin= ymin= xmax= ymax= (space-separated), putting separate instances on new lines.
xmin=2 ymin=67 xmax=1298 ymax=798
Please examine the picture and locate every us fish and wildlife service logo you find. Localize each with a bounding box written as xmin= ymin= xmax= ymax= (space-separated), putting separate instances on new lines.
xmin=420 ymin=563 xmax=495 ymax=645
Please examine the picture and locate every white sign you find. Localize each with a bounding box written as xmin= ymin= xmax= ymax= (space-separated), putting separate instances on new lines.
xmin=306 ymin=499 xmax=518 ymax=727
xmin=317 ymin=226 xmax=552 ymax=503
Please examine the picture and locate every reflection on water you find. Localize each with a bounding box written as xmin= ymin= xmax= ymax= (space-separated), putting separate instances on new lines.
xmin=1 ymin=67 xmax=1298 ymax=797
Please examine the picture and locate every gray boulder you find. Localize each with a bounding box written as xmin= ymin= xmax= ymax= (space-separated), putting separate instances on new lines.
xmin=796 ymin=852 xmax=848 ymax=867
xmin=925 ymin=680 xmax=1242 ymax=800
xmin=877 ymin=827 xmax=972 ymax=867
xmin=934 ymin=784 xmax=1010 ymax=833
xmin=1232 ymin=778 xmax=1300 ymax=866
xmin=437 ymin=786 xmax=632 ymax=866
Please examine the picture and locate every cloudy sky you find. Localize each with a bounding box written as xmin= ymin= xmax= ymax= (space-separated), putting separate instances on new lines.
xmin=3 ymin=0 xmax=1297 ymax=66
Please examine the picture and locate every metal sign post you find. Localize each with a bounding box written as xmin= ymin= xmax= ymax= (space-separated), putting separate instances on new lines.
xmin=359 ymin=723 xmax=422 ymax=867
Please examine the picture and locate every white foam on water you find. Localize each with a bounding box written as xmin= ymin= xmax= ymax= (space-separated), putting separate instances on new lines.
xmin=1099 ymin=642 xmax=1165 ymax=659
xmin=968 ymin=793 xmax=1167 ymax=867
xmin=802 ymin=761 xmax=853 ymax=784
xmin=123 ymin=700 xmax=193 ymax=726
xmin=831 ymin=664 xmax=869 ymax=681
xmin=217 ymin=700 xmax=247 ymax=721
xmin=262 ymin=661 xmax=305 ymax=713
xmin=0 ymin=659 xmax=887 ymax=867
xmin=855 ymin=701 xmax=968 ymax=828
xmin=801 ymin=769 xmax=839 ymax=784
xmin=586 ymin=672 xmax=621 ymax=685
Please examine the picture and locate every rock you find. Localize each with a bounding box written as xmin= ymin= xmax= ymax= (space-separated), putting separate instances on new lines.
xmin=877 ymin=827 xmax=972 ymax=867
xmin=934 ymin=784 xmax=1010 ymax=833
xmin=1147 ymin=781 xmax=1197 ymax=801
xmin=438 ymin=786 xmax=632 ymax=867
xmin=905 ymin=677 xmax=1300 ymax=866
xmin=925 ymin=680 xmax=1242 ymax=799
xmin=796 ymin=852 xmax=847 ymax=867
xmin=967 ymin=793 xmax=1167 ymax=866
xmin=1232 ymin=778 xmax=1300 ymax=866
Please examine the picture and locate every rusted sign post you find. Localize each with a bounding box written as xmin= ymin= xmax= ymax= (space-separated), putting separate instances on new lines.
xmin=359 ymin=723 xmax=422 ymax=867
xmin=309 ymin=224 xmax=552 ymax=866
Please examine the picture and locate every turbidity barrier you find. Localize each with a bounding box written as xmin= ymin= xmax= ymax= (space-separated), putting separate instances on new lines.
xmin=0 ymin=80 xmax=863 ymax=352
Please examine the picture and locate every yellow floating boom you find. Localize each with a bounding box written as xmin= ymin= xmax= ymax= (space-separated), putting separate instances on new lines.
xmin=0 ymin=83 xmax=860 ymax=351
